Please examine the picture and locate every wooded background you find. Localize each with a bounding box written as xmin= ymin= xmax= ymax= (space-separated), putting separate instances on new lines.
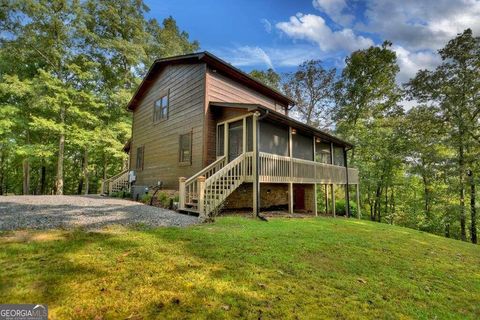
xmin=1 ymin=1 xmax=478 ymax=243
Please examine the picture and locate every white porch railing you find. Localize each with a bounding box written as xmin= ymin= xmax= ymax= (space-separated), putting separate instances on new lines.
xmin=101 ymin=170 xmax=129 ymax=195
xmin=178 ymin=151 xmax=358 ymax=217
xmin=179 ymin=155 xmax=227 ymax=210
xmin=259 ymin=152 xmax=359 ymax=184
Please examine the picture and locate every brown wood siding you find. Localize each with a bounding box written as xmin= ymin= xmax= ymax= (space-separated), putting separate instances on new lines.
xmin=206 ymin=68 xmax=286 ymax=113
xmin=130 ymin=63 xmax=206 ymax=189
xmin=204 ymin=68 xmax=287 ymax=165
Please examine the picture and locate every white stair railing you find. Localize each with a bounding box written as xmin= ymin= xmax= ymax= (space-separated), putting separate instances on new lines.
xmin=179 ymin=156 xmax=226 ymax=211
xmin=203 ymin=152 xmax=253 ymax=215
xmin=102 ymin=170 xmax=129 ymax=195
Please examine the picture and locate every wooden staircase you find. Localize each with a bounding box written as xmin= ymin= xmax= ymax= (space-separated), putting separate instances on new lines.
xmin=101 ymin=170 xmax=130 ymax=195
xmin=179 ymin=152 xmax=253 ymax=217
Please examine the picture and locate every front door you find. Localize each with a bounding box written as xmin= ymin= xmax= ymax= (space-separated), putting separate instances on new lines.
xmin=228 ymin=120 xmax=243 ymax=161
xmin=294 ymin=185 xmax=305 ymax=211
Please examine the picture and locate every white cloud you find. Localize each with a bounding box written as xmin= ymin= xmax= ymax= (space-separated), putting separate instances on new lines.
xmin=276 ymin=13 xmax=374 ymax=53
xmin=393 ymin=46 xmax=442 ymax=84
xmin=213 ymin=45 xmax=322 ymax=69
xmin=360 ymin=0 xmax=480 ymax=51
xmin=260 ymin=18 xmax=272 ymax=33
xmin=312 ymin=0 xmax=354 ymax=26
xmin=224 ymin=46 xmax=274 ymax=69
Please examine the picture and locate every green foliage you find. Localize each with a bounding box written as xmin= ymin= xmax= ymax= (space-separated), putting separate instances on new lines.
xmin=334 ymin=199 xmax=357 ymax=216
xmin=283 ymin=60 xmax=337 ymax=128
xmin=0 ymin=0 xmax=199 ymax=195
xmin=1 ymin=217 xmax=479 ymax=318
xmin=140 ymin=193 xmax=152 ymax=204
xmin=249 ymin=68 xmax=281 ymax=91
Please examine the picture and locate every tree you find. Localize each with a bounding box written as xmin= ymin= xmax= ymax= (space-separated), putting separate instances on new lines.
xmin=283 ymin=60 xmax=336 ymax=128
xmin=249 ymin=68 xmax=281 ymax=91
xmin=334 ymin=41 xmax=404 ymax=222
xmin=0 ymin=0 xmax=199 ymax=195
xmin=407 ymin=29 xmax=480 ymax=242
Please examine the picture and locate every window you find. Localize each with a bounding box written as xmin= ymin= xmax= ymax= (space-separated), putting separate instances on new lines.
xmin=315 ymin=142 xmax=332 ymax=164
xmin=216 ymin=124 xmax=225 ymax=157
xmin=153 ymin=93 xmax=169 ymax=122
xmin=259 ymin=120 xmax=289 ymax=156
xmin=292 ymin=131 xmax=314 ymax=161
xmin=136 ymin=146 xmax=144 ymax=170
xmin=179 ymin=132 xmax=192 ymax=164
xmin=333 ymin=146 xmax=345 ymax=166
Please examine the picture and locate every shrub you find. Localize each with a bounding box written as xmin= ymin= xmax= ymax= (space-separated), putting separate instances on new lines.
xmin=335 ymin=199 xmax=357 ymax=216
xmin=140 ymin=193 xmax=152 ymax=204
xmin=157 ymin=192 xmax=169 ymax=207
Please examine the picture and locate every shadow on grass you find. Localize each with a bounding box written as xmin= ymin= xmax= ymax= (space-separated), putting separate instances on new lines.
xmin=1 ymin=217 xmax=479 ymax=319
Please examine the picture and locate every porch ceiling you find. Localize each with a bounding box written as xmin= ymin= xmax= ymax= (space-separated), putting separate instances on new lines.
xmin=209 ymin=102 xmax=354 ymax=149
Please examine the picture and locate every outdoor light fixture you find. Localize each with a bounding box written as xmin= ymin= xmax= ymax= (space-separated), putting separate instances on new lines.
xmin=291 ymin=128 xmax=297 ymax=134
xmin=315 ymin=137 xmax=321 ymax=143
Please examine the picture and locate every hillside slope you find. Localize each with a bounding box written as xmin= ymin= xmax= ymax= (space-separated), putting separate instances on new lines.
xmin=1 ymin=217 xmax=479 ymax=319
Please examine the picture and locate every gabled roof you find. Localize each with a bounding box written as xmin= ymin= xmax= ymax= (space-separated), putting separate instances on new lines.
xmin=210 ymin=102 xmax=353 ymax=149
xmin=127 ymin=51 xmax=295 ymax=111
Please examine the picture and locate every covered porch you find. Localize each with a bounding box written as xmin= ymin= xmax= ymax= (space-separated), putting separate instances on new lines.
xmin=178 ymin=103 xmax=360 ymax=217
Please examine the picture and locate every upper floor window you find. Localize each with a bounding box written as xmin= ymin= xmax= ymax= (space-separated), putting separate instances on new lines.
xmin=154 ymin=93 xmax=169 ymax=122
xmin=136 ymin=146 xmax=144 ymax=170
xmin=179 ymin=132 xmax=192 ymax=165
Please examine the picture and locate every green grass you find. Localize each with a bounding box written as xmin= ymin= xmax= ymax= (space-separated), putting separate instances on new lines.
xmin=1 ymin=217 xmax=479 ymax=319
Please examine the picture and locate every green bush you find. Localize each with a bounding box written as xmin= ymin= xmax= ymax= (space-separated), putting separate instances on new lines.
xmin=140 ymin=193 xmax=152 ymax=204
xmin=157 ymin=192 xmax=169 ymax=207
xmin=335 ymin=199 xmax=357 ymax=216
xmin=110 ymin=191 xmax=131 ymax=198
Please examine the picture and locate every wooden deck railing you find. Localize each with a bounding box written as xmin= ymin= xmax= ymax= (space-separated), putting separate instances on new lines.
xmin=258 ymin=152 xmax=359 ymax=184
xmin=101 ymin=170 xmax=129 ymax=195
xmin=178 ymin=151 xmax=359 ymax=216
xmin=179 ymin=156 xmax=227 ymax=210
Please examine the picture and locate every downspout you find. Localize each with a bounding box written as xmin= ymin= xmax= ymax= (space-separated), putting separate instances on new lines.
xmin=256 ymin=109 xmax=269 ymax=221
xmin=344 ymin=148 xmax=350 ymax=218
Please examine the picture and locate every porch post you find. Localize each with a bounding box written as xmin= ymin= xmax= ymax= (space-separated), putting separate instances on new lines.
xmin=356 ymin=183 xmax=361 ymax=219
xmin=344 ymin=148 xmax=350 ymax=217
xmin=252 ymin=112 xmax=259 ymax=216
xmin=179 ymin=177 xmax=186 ymax=210
xmin=325 ymin=184 xmax=329 ymax=214
xmin=332 ymin=184 xmax=336 ymax=217
xmin=288 ymin=183 xmax=294 ymax=214
xmin=313 ymin=184 xmax=318 ymax=216
xmin=198 ymin=176 xmax=206 ymax=218
xmin=288 ymin=126 xmax=294 ymax=214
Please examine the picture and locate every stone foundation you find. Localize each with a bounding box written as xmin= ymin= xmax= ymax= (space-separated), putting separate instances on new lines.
xmin=224 ymin=183 xmax=289 ymax=210
xmin=224 ymin=183 xmax=316 ymax=213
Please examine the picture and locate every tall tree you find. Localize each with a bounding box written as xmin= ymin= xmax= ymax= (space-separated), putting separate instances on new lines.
xmin=249 ymin=68 xmax=281 ymax=91
xmin=284 ymin=60 xmax=336 ymax=128
xmin=334 ymin=41 xmax=403 ymax=222
xmin=407 ymin=29 xmax=480 ymax=242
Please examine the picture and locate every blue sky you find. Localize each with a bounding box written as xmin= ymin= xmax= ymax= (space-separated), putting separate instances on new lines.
xmin=145 ymin=0 xmax=479 ymax=83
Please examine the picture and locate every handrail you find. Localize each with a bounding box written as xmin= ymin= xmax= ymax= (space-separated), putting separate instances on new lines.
xmin=185 ymin=156 xmax=226 ymax=184
xmin=104 ymin=169 xmax=129 ymax=183
xmin=204 ymin=152 xmax=251 ymax=188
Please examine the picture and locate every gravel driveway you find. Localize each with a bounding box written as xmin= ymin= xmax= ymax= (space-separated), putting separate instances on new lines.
xmin=0 ymin=195 xmax=199 ymax=230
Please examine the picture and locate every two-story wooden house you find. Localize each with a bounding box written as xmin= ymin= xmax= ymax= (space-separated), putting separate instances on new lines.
xmin=105 ymin=52 xmax=360 ymax=218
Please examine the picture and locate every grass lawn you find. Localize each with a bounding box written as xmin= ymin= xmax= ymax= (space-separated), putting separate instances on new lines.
xmin=1 ymin=217 xmax=479 ymax=319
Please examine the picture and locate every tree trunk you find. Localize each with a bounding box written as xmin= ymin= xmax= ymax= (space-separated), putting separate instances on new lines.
xmin=38 ymin=165 xmax=46 ymax=195
xmin=467 ymin=170 xmax=477 ymax=244
xmin=459 ymin=143 xmax=466 ymax=241
xmin=0 ymin=148 xmax=5 ymax=195
xmin=55 ymin=106 xmax=65 ymax=195
xmin=374 ymin=185 xmax=382 ymax=222
xmin=84 ymin=148 xmax=89 ymax=195
xmin=22 ymin=158 xmax=30 ymax=195
xmin=422 ymin=173 xmax=431 ymax=220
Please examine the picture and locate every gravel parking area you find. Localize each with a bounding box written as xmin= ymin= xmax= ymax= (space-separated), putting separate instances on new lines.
xmin=0 ymin=195 xmax=199 ymax=230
